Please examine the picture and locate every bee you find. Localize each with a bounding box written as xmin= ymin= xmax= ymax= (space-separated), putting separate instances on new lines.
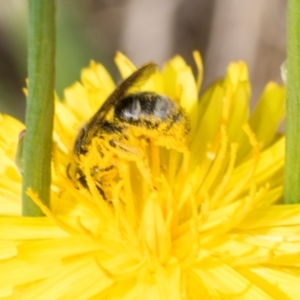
xmin=67 ymin=63 xmax=190 ymax=199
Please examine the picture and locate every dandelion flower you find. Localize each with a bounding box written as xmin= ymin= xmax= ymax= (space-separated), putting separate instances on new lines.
xmin=1 ymin=52 xmax=299 ymax=299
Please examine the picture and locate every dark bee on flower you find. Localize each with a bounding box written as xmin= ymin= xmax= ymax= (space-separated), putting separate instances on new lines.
xmin=67 ymin=63 xmax=190 ymax=199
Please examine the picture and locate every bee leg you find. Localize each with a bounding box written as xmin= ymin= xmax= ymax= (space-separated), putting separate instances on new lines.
xmin=109 ymin=139 xmax=152 ymax=185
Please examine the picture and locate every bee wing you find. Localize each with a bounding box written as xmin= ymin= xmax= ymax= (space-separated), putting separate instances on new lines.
xmin=86 ymin=62 xmax=157 ymax=132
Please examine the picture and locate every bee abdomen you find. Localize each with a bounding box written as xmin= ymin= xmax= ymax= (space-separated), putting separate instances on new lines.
xmin=114 ymin=92 xmax=179 ymax=124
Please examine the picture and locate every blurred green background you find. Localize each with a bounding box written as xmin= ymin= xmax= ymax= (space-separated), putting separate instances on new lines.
xmin=0 ymin=0 xmax=286 ymax=122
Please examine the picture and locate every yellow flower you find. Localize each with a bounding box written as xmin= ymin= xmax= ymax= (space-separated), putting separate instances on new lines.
xmin=0 ymin=51 xmax=298 ymax=299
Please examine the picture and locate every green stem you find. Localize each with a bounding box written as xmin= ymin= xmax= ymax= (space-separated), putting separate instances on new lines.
xmin=22 ymin=0 xmax=55 ymax=215
xmin=284 ymin=0 xmax=300 ymax=204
